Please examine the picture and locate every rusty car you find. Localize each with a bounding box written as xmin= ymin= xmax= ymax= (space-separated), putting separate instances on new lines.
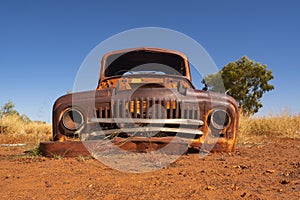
xmin=40 ymin=47 xmax=239 ymax=156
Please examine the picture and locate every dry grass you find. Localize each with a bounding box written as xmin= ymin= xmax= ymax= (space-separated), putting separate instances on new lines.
xmin=1 ymin=112 xmax=299 ymax=147
xmin=0 ymin=114 xmax=52 ymax=145
xmin=238 ymin=112 xmax=300 ymax=145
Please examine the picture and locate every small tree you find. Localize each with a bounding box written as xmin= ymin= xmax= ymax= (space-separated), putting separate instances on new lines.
xmin=0 ymin=101 xmax=32 ymax=123
xmin=203 ymin=56 xmax=274 ymax=115
xmin=0 ymin=101 xmax=19 ymax=118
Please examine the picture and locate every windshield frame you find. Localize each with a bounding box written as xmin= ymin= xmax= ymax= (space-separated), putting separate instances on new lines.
xmin=99 ymin=47 xmax=192 ymax=82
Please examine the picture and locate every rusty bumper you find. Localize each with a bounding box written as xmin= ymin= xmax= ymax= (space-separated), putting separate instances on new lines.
xmin=39 ymin=137 xmax=189 ymax=157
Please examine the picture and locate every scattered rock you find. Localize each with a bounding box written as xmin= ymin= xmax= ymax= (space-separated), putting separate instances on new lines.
xmin=216 ymin=157 xmax=226 ymax=161
xmin=205 ymin=186 xmax=215 ymax=190
xmin=279 ymin=179 xmax=290 ymax=185
xmin=44 ymin=181 xmax=51 ymax=188
xmin=233 ymin=165 xmax=248 ymax=169
xmin=231 ymin=184 xmax=239 ymax=191
xmin=240 ymin=192 xmax=246 ymax=197
xmin=266 ymin=169 xmax=275 ymax=174
xmin=281 ymin=171 xmax=297 ymax=178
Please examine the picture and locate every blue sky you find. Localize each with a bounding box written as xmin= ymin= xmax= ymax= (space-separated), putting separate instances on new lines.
xmin=0 ymin=0 xmax=299 ymax=122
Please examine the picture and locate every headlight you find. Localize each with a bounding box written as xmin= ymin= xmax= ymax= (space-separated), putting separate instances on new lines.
xmin=62 ymin=108 xmax=84 ymax=131
xmin=209 ymin=109 xmax=230 ymax=130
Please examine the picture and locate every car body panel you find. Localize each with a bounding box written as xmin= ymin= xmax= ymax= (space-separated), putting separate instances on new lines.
xmin=52 ymin=47 xmax=239 ymax=152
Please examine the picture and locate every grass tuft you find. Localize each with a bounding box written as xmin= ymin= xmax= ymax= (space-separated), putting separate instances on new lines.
xmin=238 ymin=112 xmax=300 ymax=144
xmin=0 ymin=114 xmax=51 ymax=145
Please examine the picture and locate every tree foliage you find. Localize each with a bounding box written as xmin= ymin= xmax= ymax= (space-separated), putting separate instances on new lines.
xmin=0 ymin=101 xmax=31 ymax=123
xmin=0 ymin=101 xmax=19 ymax=117
xmin=202 ymin=56 xmax=274 ymax=115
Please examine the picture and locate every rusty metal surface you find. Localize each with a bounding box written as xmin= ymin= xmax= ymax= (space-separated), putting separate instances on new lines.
xmin=39 ymin=137 xmax=189 ymax=157
xmin=48 ymin=47 xmax=239 ymax=156
xmin=39 ymin=141 xmax=90 ymax=157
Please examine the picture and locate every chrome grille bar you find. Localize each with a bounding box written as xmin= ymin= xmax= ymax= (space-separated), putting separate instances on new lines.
xmin=89 ymin=118 xmax=203 ymax=126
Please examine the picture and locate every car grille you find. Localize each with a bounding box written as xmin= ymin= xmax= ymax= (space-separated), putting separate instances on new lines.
xmin=96 ymin=98 xmax=200 ymax=120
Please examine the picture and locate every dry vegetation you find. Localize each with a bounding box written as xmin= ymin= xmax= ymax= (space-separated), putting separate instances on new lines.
xmin=0 ymin=114 xmax=51 ymax=145
xmin=238 ymin=112 xmax=300 ymax=144
xmin=1 ymin=112 xmax=299 ymax=147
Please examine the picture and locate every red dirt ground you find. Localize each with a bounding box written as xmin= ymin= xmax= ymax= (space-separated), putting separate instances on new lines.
xmin=1 ymin=138 xmax=300 ymax=200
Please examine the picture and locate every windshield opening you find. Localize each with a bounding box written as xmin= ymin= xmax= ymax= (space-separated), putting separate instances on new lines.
xmin=103 ymin=50 xmax=187 ymax=77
